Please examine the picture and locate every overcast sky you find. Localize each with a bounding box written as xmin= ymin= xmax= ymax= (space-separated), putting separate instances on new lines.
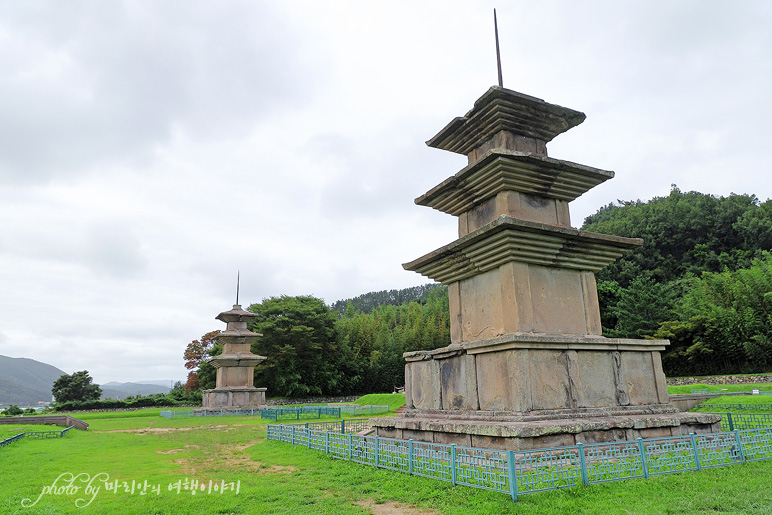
xmin=0 ymin=1 xmax=770 ymax=385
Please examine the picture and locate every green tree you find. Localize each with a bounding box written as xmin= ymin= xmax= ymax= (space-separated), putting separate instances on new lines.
xmin=656 ymin=252 xmax=772 ymax=375
xmin=583 ymin=187 xmax=767 ymax=288
xmin=612 ymin=276 xmax=680 ymax=338
xmin=249 ymin=295 xmax=342 ymax=398
xmin=183 ymin=330 xmax=219 ymax=392
xmin=51 ymin=371 xmax=102 ymax=404
xmin=334 ymin=286 xmax=450 ymax=393
xmin=3 ymin=404 xmax=23 ymax=416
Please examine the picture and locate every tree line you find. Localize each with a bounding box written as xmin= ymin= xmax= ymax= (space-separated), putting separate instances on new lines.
xmin=582 ymin=186 xmax=772 ymax=375
xmin=186 ymin=286 xmax=450 ymax=398
xmin=182 ymin=187 xmax=772 ymax=398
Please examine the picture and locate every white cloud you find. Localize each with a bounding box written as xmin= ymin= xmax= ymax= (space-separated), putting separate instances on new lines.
xmin=0 ymin=0 xmax=770 ymax=383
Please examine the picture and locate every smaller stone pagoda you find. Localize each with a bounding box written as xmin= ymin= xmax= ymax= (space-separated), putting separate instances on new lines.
xmin=201 ymin=304 xmax=267 ymax=410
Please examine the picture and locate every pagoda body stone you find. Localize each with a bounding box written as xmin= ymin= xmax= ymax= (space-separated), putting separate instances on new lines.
xmin=372 ymin=87 xmax=719 ymax=450
xmin=201 ymin=304 xmax=267 ymax=410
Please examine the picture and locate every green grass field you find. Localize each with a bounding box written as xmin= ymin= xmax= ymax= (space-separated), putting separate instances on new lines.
xmin=3 ymin=404 xmax=772 ymax=514
xmin=352 ymin=393 xmax=405 ymax=412
xmin=667 ymin=383 xmax=772 ymax=395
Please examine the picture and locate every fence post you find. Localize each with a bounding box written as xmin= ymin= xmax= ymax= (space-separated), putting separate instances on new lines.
xmin=733 ymin=430 xmax=746 ymax=463
xmin=450 ymin=444 xmax=457 ymax=485
xmin=409 ymin=440 xmax=414 ymax=475
xmin=291 ymin=426 xmax=296 ymax=446
xmin=637 ymin=438 xmax=649 ymax=479
xmin=727 ymin=413 xmax=734 ymax=432
xmin=325 ymin=432 xmax=330 ymax=455
xmin=341 ymin=420 xmax=345 ymax=434
xmin=307 ymin=428 xmax=311 ymax=449
xmin=348 ymin=434 xmax=353 ymax=461
xmin=689 ymin=434 xmax=702 ymax=471
xmin=577 ymin=443 xmax=588 ymax=485
xmin=506 ymin=450 xmax=518 ymax=502
xmin=375 ymin=436 xmax=380 ymax=468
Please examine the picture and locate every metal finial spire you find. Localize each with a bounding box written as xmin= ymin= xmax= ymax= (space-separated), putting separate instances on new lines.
xmin=236 ymin=270 xmax=240 ymax=306
xmin=494 ymin=9 xmax=503 ymax=88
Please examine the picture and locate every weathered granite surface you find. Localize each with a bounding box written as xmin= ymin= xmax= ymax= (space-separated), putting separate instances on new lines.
xmin=372 ymin=411 xmax=720 ymax=451
xmin=372 ymin=85 xmax=721 ymax=449
xmin=426 ymin=86 xmax=586 ymax=156
xmin=402 ymin=335 xmax=670 ymax=412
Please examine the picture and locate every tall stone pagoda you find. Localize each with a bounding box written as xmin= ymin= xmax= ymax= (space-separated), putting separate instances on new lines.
xmin=201 ymin=304 xmax=267 ymax=410
xmin=372 ymin=86 xmax=719 ymax=450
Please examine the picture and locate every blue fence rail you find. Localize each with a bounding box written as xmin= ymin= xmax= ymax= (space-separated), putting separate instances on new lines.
xmin=267 ymin=422 xmax=772 ymax=502
xmin=707 ymin=412 xmax=772 ymax=431
xmin=280 ymin=419 xmax=373 ymax=434
xmin=0 ymin=425 xmax=74 ymax=449
xmin=260 ymin=407 xmax=342 ymax=421
xmin=339 ymin=405 xmax=389 ymax=416
xmin=702 ymin=403 xmax=772 ymax=413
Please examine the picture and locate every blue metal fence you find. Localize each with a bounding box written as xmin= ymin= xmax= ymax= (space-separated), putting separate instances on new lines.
xmin=0 ymin=433 xmax=24 ymax=448
xmin=710 ymin=412 xmax=772 ymax=431
xmin=702 ymin=403 xmax=772 ymax=412
xmin=260 ymin=406 xmax=342 ymax=421
xmin=0 ymin=425 xmax=74 ymax=449
xmin=339 ymin=405 xmax=389 ymax=416
xmin=280 ymin=419 xmax=372 ymax=434
xmin=267 ymin=422 xmax=772 ymax=502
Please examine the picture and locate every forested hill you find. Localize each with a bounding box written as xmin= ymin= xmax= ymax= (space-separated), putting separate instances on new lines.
xmin=330 ymin=283 xmax=444 ymax=315
xmin=581 ymin=187 xmax=772 ymax=376
xmin=582 ymin=186 xmax=772 ymax=287
xmin=188 ymin=188 xmax=772 ymax=398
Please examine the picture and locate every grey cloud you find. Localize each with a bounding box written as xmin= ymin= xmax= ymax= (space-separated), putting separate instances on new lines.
xmin=83 ymin=223 xmax=146 ymax=278
xmin=0 ymin=1 xmax=314 ymax=184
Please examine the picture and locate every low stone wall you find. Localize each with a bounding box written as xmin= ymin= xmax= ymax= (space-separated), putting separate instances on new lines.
xmin=0 ymin=415 xmax=88 ymax=430
xmin=667 ymin=375 xmax=772 ymax=386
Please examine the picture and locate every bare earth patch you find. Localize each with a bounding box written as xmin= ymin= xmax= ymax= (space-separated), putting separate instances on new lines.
xmin=356 ymin=500 xmax=437 ymax=515
xmin=94 ymin=427 xmax=195 ymax=434
xmin=157 ymin=445 xmax=200 ymax=454
xmin=95 ymin=425 xmax=230 ymax=434
xmin=172 ymin=440 xmax=297 ymax=475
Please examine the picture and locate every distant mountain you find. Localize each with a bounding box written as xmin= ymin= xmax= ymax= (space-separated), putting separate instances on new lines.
xmin=0 ymin=355 xmax=67 ymax=406
xmin=135 ymin=380 xmax=178 ymax=388
xmin=100 ymin=382 xmax=171 ymax=400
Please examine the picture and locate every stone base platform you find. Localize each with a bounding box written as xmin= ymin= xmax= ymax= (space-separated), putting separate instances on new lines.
xmin=201 ymin=386 xmax=266 ymax=410
xmin=372 ymin=407 xmax=721 ymax=451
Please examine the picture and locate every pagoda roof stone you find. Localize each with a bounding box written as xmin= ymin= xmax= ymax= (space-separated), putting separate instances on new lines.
xmin=427 ymin=87 xmax=586 ymax=155
xmin=416 ymin=149 xmax=613 ymax=214
xmin=403 ymin=215 xmax=642 ymax=283
xmin=216 ymin=305 xmax=258 ymax=323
